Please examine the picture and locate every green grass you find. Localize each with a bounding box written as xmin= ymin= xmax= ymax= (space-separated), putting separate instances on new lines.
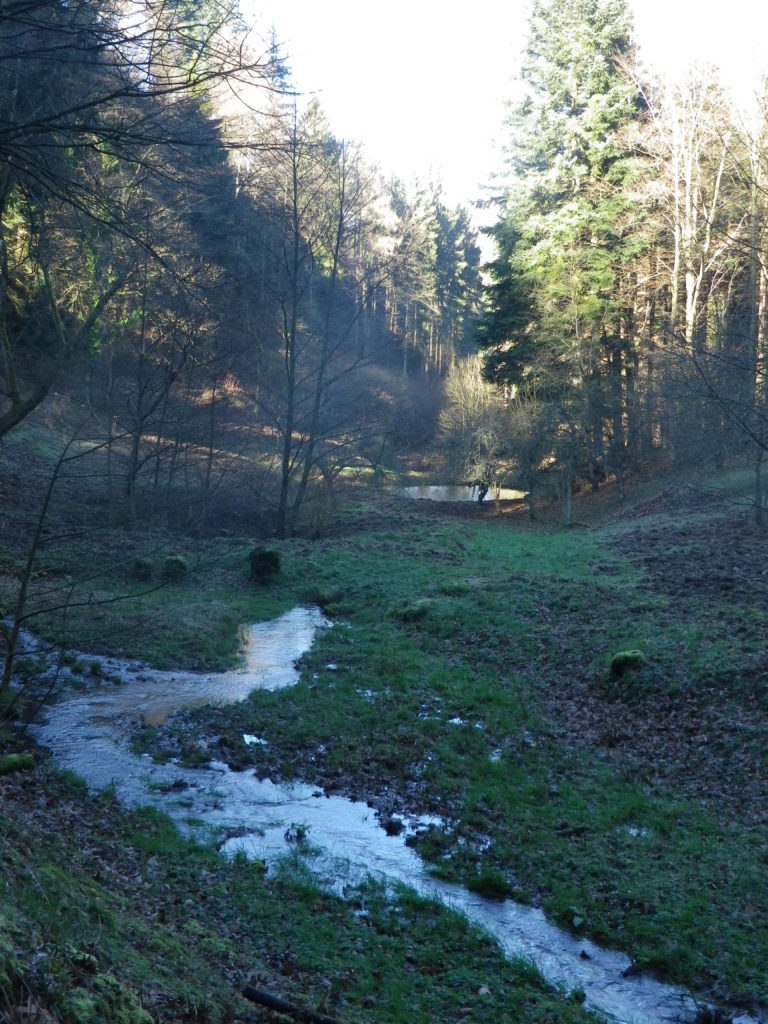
xmin=5 ymin=534 xmax=308 ymax=670
xmin=127 ymin=493 xmax=768 ymax=1007
xmin=0 ymin=766 xmax=594 ymax=1024
xmin=5 ymin=451 xmax=768 ymax=1016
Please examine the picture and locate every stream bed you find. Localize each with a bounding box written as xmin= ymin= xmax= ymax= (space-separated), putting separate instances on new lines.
xmin=26 ymin=607 xmax=758 ymax=1024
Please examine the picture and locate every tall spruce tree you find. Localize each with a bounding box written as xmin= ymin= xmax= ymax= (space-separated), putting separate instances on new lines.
xmin=480 ymin=0 xmax=648 ymax=488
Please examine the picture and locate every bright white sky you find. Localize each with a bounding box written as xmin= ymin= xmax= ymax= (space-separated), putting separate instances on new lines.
xmin=242 ymin=1 xmax=768 ymax=209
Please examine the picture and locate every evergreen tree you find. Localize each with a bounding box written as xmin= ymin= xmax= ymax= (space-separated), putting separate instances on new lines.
xmin=387 ymin=180 xmax=481 ymax=377
xmin=480 ymin=0 xmax=649 ymax=486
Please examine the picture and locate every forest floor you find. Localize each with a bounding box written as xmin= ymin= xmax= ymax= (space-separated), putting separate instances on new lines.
xmin=1 ymin=423 xmax=767 ymax=1023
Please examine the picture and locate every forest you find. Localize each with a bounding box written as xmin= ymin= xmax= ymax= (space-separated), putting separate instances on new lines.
xmin=0 ymin=0 xmax=482 ymax=541
xmin=1 ymin=1 xmax=767 ymax=1023
xmin=460 ymin=0 xmax=768 ymax=521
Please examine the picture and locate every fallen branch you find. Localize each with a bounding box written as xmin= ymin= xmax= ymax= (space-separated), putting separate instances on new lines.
xmin=241 ymin=986 xmax=342 ymax=1024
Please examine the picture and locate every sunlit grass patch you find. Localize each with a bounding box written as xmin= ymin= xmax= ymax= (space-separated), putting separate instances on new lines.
xmin=151 ymin=501 xmax=768 ymax=1004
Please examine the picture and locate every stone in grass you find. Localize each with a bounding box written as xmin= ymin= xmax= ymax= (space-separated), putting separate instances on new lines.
xmin=609 ymin=649 xmax=645 ymax=680
xmin=161 ymin=554 xmax=188 ymax=583
xmin=132 ymin=557 xmax=153 ymax=582
xmin=388 ymin=598 xmax=433 ymax=623
xmin=248 ymin=548 xmax=280 ymax=584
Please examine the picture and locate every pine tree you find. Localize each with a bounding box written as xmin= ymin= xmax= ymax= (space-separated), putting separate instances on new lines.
xmin=480 ymin=0 xmax=649 ymax=488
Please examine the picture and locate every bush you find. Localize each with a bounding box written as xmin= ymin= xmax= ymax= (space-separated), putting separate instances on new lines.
xmin=161 ymin=555 xmax=188 ymax=583
xmin=248 ymin=548 xmax=280 ymax=584
xmin=133 ymin=557 xmax=153 ymax=582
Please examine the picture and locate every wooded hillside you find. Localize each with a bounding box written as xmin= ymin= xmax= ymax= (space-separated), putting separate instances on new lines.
xmin=0 ymin=0 xmax=481 ymax=538
xmin=470 ymin=0 xmax=768 ymax=521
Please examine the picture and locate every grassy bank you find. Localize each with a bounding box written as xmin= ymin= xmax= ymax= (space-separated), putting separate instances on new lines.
xmin=1 ymin=761 xmax=594 ymax=1024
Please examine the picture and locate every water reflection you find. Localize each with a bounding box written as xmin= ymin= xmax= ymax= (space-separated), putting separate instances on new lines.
xmin=399 ymin=484 xmax=526 ymax=502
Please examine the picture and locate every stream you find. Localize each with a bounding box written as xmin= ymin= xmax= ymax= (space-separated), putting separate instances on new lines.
xmin=25 ymin=607 xmax=758 ymax=1024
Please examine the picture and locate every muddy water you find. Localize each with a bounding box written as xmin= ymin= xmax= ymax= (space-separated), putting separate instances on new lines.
xmin=28 ymin=609 xmax=756 ymax=1024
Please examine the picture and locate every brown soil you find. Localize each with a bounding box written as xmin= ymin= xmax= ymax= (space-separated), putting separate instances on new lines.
xmin=614 ymin=497 xmax=768 ymax=604
xmin=550 ymin=485 xmax=768 ymax=825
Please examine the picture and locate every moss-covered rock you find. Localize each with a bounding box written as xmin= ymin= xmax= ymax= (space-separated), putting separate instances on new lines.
xmin=161 ymin=555 xmax=188 ymax=583
xmin=387 ymin=598 xmax=433 ymax=623
xmin=609 ymin=649 xmax=645 ymax=680
xmin=248 ymin=548 xmax=280 ymax=584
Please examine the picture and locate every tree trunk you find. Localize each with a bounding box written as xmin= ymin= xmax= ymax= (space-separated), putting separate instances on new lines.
xmin=563 ymin=458 xmax=573 ymax=525
xmin=276 ymin=120 xmax=302 ymax=540
xmin=288 ymin=144 xmax=348 ymax=536
xmin=755 ymin=447 xmax=765 ymax=528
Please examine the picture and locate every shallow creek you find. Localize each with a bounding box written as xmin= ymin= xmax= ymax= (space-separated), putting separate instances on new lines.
xmin=27 ymin=607 xmax=754 ymax=1024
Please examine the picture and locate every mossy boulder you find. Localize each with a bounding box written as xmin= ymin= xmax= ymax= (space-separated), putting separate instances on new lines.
xmin=161 ymin=555 xmax=188 ymax=583
xmin=132 ymin=557 xmax=153 ymax=582
xmin=62 ymin=974 xmax=153 ymax=1024
xmin=248 ymin=548 xmax=280 ymax=584
xmin=387 ymin=598 xmax=433 ymax=623
xmin=609 ymin=649 xmax=645 ymax=680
